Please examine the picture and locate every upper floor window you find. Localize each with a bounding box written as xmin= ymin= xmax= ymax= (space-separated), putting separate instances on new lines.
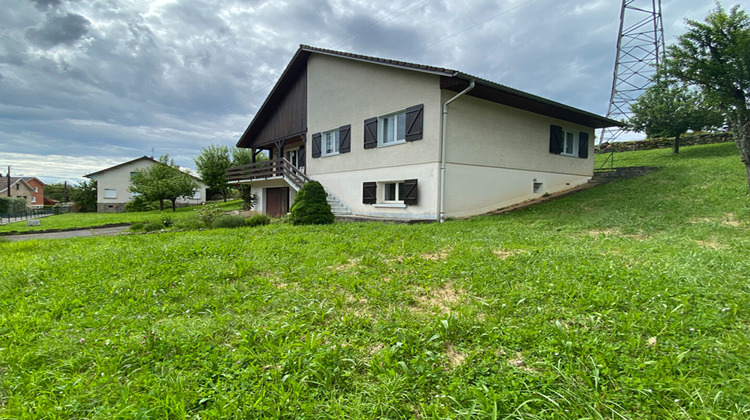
xmin=104 ymin=189 xmax=117 ymax=199
xmin=364 ymin=104 xmax=423 ymax=149
xmin=322 ymin=129 xmax=339 ymax=156
xmin=379 ymin=112 xmax=406 ymax=146
xmin=33 ymin=187 xmax=38 ymax=193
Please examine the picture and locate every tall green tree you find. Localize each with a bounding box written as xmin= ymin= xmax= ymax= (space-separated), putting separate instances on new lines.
xmin=70 ymin=179 xmax=97 ymax=212
xmin=194 ymin=144 xmax=232 ymax=202
xmin=629 ymin=78 xmax=724 ymax=153
xmin=230 ymin=147 xmax=257 ymax=166
xmin=664 ymin=4 xmax=750 ymax=188
xmin=129 ymin=155 xmax=198 ymax=211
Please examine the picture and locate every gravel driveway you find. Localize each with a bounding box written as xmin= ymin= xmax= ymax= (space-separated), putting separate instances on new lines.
xmin=2 ymin=225 xmax=130 ymax=242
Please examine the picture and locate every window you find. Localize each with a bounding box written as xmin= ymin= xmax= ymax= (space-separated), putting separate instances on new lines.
xmin=33 ymin=187 xmax=38 ymax=193
xmin=363 ymin=179 xmax=418 ymax=206
xmin=193 ymin=190 xmax=201 ymax=199
xmin=384 ymin=182 xmax=405 ymax=202
xmin=130 ymin=171 xmax=138 ymax=178
xmin=379 ymin=112 xmax=406 ymax=146
xmin=562 ymin=130 xmax=578 ymax=156
xmin=549 ymin=125 xmax=589 ymax=158
xmin=31 ymin=196 xmax=37 ymax=203
xmin=104 ymin=189 xmax=117 ymax=199
xmin=322 ymin=129 xmax=339 ymax=156
xmin=364 ymin=104 xmax=423 ymax=149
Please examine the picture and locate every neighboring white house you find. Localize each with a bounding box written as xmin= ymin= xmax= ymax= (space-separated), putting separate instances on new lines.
xmin=227 ymin=45 xmax=621 ymax=220
xmin=84 ymin=156 xmax=207 ymax=213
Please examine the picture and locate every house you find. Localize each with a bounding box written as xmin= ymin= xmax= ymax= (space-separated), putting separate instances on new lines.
xmin=84 ymin=156 xmax=207 ymax=213
xmin=1 ymin=176 xmax=45 ymax=208
xmin=227 ymin=45 xmax=621 ymax=221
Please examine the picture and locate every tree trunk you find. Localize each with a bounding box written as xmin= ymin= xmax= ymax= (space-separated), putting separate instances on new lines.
xmin=159 ymin=199 xmax=164 ymax=211
xmin=673 ymin=133 xmax=680 ymax=154
xmin=171 ymin=198 xmax=177 ymax=211
xmin=728 ymin=112 xmax=750 ymax=192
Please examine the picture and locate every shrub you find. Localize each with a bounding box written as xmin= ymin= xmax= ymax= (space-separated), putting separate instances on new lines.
xmin=0 ymin=197 xmax=27 ymax=216
xmin=125 ymin=197 xmax=158 ymax=212
xmin=130 ymin=222 xmax=145 ymax=231
xmin=211 ymin=215 xmax=246 ymax=229
xmin=143 ymin=221 xmax=164 ymax=232
xmin=162 ymin=216 xmax=173 ymax=227
xmin=174 ymin=214 xmax=204 ymax=230
xmin=289 ymin=181 xmax=334 ymax=225
xmin=246 ymin=213 xmax=271 ymax=227
xmin=197 ymin=204 xmax=223 ymax=227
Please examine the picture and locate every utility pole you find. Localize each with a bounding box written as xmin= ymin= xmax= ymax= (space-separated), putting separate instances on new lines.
xmin=6 ymin=166 xmax=10 ymax=197
xmin=599 ymin=0 xmax=665 ymax=151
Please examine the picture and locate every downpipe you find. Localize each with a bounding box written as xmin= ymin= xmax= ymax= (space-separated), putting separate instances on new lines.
xmin=438 ymin=79 xmax=475 ymax=223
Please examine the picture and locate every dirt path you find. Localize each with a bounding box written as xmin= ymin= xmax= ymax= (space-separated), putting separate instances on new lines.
xmin=3 ymin=226 xmax=130 ymax=242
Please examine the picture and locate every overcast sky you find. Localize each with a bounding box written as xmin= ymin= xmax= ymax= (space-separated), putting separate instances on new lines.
xmin=0 ymin=0 xmax=728 ymax=184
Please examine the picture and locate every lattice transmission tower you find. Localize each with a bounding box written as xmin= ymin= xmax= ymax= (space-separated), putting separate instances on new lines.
xmin=599 ymin=0 xmax=665 ymax=146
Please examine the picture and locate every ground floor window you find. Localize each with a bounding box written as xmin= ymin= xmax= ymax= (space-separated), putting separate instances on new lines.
xmin=384 ymin=182 xmax=405 ymax=202
xmin=363 ymin=179 xmax=418 ymax=206
xmin=104 ymin=189 xmax=117 ymax=199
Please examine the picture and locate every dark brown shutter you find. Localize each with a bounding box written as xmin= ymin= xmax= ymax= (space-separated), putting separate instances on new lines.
xmin=339 ymin=124 xmax=351 ymax=153
xmin=403 ymin=179 xmax=418 ymax=205
xmin=578 ymin=132 xmax=589 ymax=158
xmin=363 ymin=182 xmax=377 ymax=204
xmin=364 ymin=117 xmax=377 ymax=149
xmin=405 ymin=104 xmax=424 ymax=141
xmin=549 ymin=125 xmax=563 ymax=154
xmin=311 ymin=133 xmax=321 ymax=158
xmin=299 ymin=145 xmax=306 ymax=167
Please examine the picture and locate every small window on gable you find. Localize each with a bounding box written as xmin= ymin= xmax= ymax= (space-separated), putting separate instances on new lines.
xmin=130 ymin=171 xmax=138 ymax=178
xmin=322 ymin=129 xmax=339 ymax=157
xmin=33 ymin=187 xmax=38 ymax=193
xmin=104 ymin=189 xmax=117 ymax=199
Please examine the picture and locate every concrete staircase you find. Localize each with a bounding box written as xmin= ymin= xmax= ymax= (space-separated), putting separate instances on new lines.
xmin=326 ymin=191 xmax=351 ymax=216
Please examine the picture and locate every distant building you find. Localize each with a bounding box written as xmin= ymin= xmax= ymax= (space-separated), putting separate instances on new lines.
xmin=84 ymin=156 xmax=207 ymax=213
xmin=1 ymin=176 xmax=45 ymax=209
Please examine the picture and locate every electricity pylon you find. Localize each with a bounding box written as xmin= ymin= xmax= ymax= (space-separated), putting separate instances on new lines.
xmin=599 ymin=0 xmax=665 ymax=148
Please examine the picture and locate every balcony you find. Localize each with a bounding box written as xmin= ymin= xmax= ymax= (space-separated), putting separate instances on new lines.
xmin=226 ymin=157 xmax=309 ymax=190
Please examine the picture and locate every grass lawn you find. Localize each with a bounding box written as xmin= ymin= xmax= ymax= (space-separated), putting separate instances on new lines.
xmin=1 ymin=143 xmax=749 ymax=418
xmin=0 ymin=200 xmax=243 ymax=234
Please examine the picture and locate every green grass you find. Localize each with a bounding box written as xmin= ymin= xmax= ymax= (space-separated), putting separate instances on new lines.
xmin=0 ymin=200 xmax=243 ymax=234
xmin=1 ymin=143 xmax=749 ymax=418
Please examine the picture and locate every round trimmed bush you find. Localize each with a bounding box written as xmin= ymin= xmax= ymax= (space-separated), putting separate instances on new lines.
xmin=289 ymin=181 xmax=334 ymax=225
xmin=211 ymin=215 xmax=246 ymax=229
xmin=143 ymin=221 xmax=164 ymax=232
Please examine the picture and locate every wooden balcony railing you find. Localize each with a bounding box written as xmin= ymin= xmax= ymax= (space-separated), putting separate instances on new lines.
xmin=226 ymin=158 xmax=310 ymax=189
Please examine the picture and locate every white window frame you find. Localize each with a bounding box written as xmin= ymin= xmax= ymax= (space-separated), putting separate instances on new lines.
xmin=104 ymin=189 xmax=117 ymax=199
xmin=33 ymin=187 xmax=38 ymax=193
xmin=561 ymin=130 xmax=579 ymax=157
xmin=31 ymin=196 xmax=37 ymax=203
xmin=383 ymin=181 xmax=405 ymax=203
xmin=192 ymin=190 xmax=201 ymax=199
xmin=321 ymin=129 xmax=339 ymax=157
xmin=378 ymin=110 xmax=407 ymax=147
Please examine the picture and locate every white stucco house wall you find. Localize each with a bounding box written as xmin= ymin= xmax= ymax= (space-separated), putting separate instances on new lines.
xmin=227 ymin=45 xmax=621 ymax=220
xmin=84 ymin=156 xmax=207 ymax=213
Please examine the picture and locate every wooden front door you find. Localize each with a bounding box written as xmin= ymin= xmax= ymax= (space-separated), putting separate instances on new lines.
xmin=266 ymin=187 xmax=289 ymax=217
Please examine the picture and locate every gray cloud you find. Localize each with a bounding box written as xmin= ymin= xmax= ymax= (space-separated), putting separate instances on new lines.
xmin=0 ymin=0 xmax=724 ymax=178
xmin=25 ymin=12 xmax=91 ymax=48
xmin=29 ymin=0 xmax=62 ymax=10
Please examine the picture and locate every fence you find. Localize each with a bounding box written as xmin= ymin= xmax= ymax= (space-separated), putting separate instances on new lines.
xmin=0 ymin=207 xmax=69 ymax=225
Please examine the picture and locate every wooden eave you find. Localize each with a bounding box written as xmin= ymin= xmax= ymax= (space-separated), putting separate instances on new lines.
xmin=442 ymin=75 xmax=623 ymax=129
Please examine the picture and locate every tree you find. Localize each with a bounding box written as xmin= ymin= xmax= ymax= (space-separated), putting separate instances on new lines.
xmin=194 ymin=144 xmax=232 ymax=202
xmin=129 ymin=155 xmax=199 ymax=211
xmin=664 ymin=4 xmax=750 ymax=187
xmin=70 ymin=179 xmax=97 ymax=212
xmin=628 ymin=78 xmax=724 ymax=153
xmin=230 ymin=147 xmax=265 ymax=210
xmin=44 ymin=182 xmax=71 ymax=203
xmin=289 ymin=180 xmax=334 ymax=225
